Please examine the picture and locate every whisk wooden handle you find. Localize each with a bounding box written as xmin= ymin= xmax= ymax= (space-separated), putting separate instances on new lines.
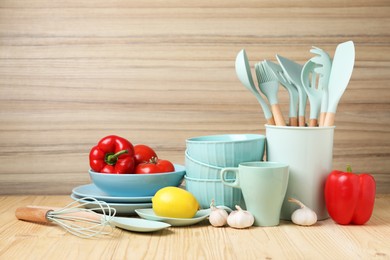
xmin=15 ymin=206 xmax=53 ymax=223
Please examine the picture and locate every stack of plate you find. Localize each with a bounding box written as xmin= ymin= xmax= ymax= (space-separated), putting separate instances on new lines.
xmin=71 ymin=184 xmax=153 ymax=215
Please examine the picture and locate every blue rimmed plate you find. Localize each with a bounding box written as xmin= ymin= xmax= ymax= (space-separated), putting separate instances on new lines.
xmin=72 ymin=184 xmax=153 ymax=203
xmin=71 ymin=194 xmax=152 ymax=215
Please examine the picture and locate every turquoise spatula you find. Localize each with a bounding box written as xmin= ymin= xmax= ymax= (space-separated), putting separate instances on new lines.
xmin=323 ymin=41 xmax=355 ymax=126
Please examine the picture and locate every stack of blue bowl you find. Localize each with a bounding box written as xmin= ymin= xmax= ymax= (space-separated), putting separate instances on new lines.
xmin=185 ymin=134 xmax=266 ymax=209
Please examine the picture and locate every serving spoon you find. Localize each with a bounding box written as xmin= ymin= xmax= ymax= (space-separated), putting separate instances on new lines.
xmin=235 ymin=49 xmax=275 ymax=125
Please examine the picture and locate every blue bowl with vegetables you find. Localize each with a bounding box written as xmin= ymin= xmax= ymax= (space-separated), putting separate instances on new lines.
xmin=89 ymin=164 xmax=186 ymax=197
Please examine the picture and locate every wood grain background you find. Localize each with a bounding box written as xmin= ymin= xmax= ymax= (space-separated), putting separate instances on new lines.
xmin=0 ymin=0 xmax=389 ymax=194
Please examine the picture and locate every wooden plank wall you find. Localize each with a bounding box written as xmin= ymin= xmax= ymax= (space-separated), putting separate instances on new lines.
xmin=0 ymin=0 xmax=389 ymax=194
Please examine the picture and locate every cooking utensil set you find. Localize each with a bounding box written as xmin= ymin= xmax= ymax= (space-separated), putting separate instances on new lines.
xmin=236 ymin=41 xmax=355 ymax=127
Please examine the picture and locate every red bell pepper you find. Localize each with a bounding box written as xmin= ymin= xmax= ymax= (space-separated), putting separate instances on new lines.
xmin=324 ymin=165 xmax=376 ymax=225
xmin=89 ymin=135 xmax=135 ymax=174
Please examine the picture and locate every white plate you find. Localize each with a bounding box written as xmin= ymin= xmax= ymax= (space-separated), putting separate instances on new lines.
xmin=72 ymin=184 xmax=152 ymax=203
xmin=135 ymin=208 xmax=211 ymax=227
xmin=70 ymin=194 xmax=152 ymax=215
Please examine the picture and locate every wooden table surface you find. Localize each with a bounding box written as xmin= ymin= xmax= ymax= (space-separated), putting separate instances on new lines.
xmin=1 ymin=195 xmax=389 ymax=259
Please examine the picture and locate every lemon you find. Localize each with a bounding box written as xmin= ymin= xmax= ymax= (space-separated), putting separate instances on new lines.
xmin=152 ymin=187 xmax=199 ymax=218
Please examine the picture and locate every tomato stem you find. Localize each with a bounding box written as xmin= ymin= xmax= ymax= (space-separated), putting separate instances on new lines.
xmin=346 ymin=164 xmax=352 ymax=173
xmin=149 ymin=156 xmax=159 ymax=164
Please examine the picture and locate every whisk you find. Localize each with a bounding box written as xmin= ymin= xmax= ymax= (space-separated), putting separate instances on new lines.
xmin=15 ymin=197 xmax=116 ymax=238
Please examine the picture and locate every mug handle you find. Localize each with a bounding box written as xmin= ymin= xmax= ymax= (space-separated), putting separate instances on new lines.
xmin=220 ymin=167 xmax=240 ymax=188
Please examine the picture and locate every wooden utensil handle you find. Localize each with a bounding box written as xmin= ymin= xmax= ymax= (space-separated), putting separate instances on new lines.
xmin=15 ymin=206 xmax=52 ymax=223
xmin=289 ymin=117 xmax=298 ymax=127
xmin=309 ymin=119 xmax=318 ymax=127
xmin=324 ymin=112 xmax=335 ymax=126
xmin=266 ymin=116 xmax=276 ymax=126
xmin=299 ymin=116 xmax=306 ymax=127
xmin=319 ymin=112 xmax=326 ymax=127
xmin=271 ymin=104 xmax=286 ymax=126
xmin=16 ymin=206 xmax=103 ymax=223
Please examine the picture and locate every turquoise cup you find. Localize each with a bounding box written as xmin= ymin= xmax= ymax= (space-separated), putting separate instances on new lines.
xmin=220 ymin=162 xmax=289 ymax=227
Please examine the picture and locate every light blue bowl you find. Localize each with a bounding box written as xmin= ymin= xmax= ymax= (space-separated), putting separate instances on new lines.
xmin=185 ymin=150 xmax=221 ymax=179
xmin=89 ymin=164 xmax=185 ymax=197
xmin=185 ymin=175 xmax=246 ymax=209
xmin=186 ymin=134 xmax=266 ymax=167
xmin=185 ymin=150 xmax=235 ymax=179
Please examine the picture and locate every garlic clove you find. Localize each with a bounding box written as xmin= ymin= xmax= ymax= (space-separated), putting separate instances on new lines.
xmin=288 ymin=198 xmax=318 ymax=226
xmin=227 ymin=205 xmax=254 ymax=229
xmin=209 ymin=200 xmax=228 ymax=227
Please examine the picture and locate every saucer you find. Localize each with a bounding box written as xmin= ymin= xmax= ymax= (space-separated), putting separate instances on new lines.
xmin=135 ymin=208 xmax=210 ymax=226
xmin=72 ymin=184 xmax=152 ymax=203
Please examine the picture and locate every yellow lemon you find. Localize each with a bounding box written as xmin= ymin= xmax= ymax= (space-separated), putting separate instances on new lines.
xmin=152 ymin=187 xmax=199 ymax=218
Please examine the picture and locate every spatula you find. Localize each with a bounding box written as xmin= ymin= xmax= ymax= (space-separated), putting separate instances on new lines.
xmin=265 ymin=60 xmax=299 ymax=126
xmin=323 ymin=41 xmax=355 ymax=126
xmin=235 ymin=49 xmax=275 ymax=125
xmin=276 ymin=55 xmax=307 ymax=126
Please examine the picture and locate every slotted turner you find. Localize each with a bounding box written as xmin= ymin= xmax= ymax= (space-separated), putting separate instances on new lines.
xmin=310 ymin=46 xmax=332 ymax=126
xmin=301 ymin=60 xmax=323 ymax=127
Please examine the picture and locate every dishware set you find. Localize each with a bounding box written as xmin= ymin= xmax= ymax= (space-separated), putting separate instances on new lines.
xmin=237 ymin=41 xmax=355 ymax=127
xmin=185 ymin=127 xmax=334 ymax=226
xmin=16 ymin=41 xmax=355 ymax=235
xmin=71 ymin=165 xmax=186 ymax=215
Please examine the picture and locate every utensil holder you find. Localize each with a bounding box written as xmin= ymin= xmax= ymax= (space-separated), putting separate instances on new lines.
xmin=265 ymin=125 xmax=335 ymax=220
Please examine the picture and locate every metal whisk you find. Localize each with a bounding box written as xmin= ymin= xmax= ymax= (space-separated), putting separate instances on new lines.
xmin=15 ymin=197 xmax=116 ymax=238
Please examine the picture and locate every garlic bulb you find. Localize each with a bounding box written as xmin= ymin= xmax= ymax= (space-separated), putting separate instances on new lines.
xmin=227 ymin=205 xmax=254 ymax=229
xmin=208 ymin=200 xmax=228 ymax=227
xmin=288 ymin=198 xmax=317 ymax=226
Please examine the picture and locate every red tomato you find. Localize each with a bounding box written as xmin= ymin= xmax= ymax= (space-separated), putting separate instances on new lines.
xmin=134 ymin=144 xmax=158 ymax=165
xmin=134 ymin=158 xmax=175 ymax=174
